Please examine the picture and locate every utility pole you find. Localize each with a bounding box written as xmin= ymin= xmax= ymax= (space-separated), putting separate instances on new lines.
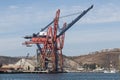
xmin=118 ymin=54 xmax=120 ymax=72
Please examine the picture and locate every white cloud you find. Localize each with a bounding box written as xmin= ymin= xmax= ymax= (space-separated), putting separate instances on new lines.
xmin=1 ymin=3 xmax=119 ymax=34
xmin=0 ymin=7 xmax=55 ymax=34
xmin=9 ymin=5 xmax=19 ymax=9
xmin=59 ymin=4 xmax=120 ymax=24
xmin=0 ymin=37 xmax=21 ymax=55
xmin=65 ymin=29 xmax=120 ymax=44
xmin=0 ymin=37 xmax=35 ymax=56
xmin=81 ymin=4 xmax=120 ymax=24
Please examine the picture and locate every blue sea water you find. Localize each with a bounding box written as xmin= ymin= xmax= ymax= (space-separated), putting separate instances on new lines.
xmin=0 ymin=72 xmax=120 ymax=80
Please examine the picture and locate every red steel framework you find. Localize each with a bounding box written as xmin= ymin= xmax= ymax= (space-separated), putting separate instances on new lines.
xmin=23 ymin=5 xmax=93 ymax=72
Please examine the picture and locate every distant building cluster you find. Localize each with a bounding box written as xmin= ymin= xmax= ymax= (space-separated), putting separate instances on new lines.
xmin=89 ymin=48 xmax=120 ymax=54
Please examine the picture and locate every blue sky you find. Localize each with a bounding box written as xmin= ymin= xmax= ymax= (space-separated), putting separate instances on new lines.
xmin=0 ymin=0 xmax=120 ymax=56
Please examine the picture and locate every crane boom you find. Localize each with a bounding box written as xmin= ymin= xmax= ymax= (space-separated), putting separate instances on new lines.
xmin=57 ymin=5 xmax=93 ymax=37
xmin=24 ymin=5 xmax=93 ymax=39
xmin=40 ymin=20 xmax=54 ymax=32
xmin=40 ymin=11 xmax=82 ymax=32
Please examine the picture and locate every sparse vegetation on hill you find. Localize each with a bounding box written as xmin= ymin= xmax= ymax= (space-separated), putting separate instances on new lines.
xmin=0 ymin=56 xmax=20 ymax=65
xmin=0 ymin=48 xmax=120 ymax=70
xmin=71 ymin=48 xmax=120 ymax=69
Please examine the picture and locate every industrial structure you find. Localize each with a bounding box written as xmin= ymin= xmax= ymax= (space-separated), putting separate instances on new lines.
xmin=23 ymin=5 xmax=93 ymax=72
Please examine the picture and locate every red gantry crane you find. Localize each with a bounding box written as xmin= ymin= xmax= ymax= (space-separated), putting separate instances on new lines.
xmin=23 ymin=5 xmax=93 ymax=72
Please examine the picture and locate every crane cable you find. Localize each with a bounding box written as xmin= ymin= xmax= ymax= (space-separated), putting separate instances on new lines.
xmin=41 ymin=11 xmax=82 ymax=33
xmin=60 ymin=11 xmax=82 ymax=19
xmin=58 ymin=11 xmax=82 ymax=32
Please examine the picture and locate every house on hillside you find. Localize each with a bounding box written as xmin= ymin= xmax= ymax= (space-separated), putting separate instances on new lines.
xmin=15 ymin=58 xmax=37 ymax=71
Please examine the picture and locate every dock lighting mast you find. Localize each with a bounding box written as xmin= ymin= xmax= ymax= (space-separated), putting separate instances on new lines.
xmin=23 ymin=5 xmax=93 ymax=72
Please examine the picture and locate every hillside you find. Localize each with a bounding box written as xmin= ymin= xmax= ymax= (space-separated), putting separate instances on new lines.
xmin=0 ymin=48 xmax=120 ymax=70
xmin=0 ymin=56 xmax=20 ymax=65
xmin=70 ymin=48 xmax=120 ymax=69
xmin=63 ymin=55 xmax=79 ymax=70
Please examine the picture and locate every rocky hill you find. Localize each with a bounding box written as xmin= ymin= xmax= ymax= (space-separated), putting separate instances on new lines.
xmin=70 ymin=48 xmax=120 ymax=69
xmin=0 ymin=48 xmax=120 ymax=70
xmin=63 ymin=55 xmax=79 ymax=70
xmin=0 ymin=56 xmax=20 ymax=65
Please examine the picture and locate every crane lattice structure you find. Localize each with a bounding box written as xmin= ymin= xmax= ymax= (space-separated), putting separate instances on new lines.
xmin=23 ymin=5 xmax=93 ymax=72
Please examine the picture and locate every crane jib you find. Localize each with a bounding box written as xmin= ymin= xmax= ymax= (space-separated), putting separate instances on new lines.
xmin=40 ymin=20 xmax=54 ymax=32
xmin=57 ymin=5 xmax=93 ymax=37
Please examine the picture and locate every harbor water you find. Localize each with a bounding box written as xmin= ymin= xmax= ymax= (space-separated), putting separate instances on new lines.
xmin=0 ymin=72 xmax=120 ymax=80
